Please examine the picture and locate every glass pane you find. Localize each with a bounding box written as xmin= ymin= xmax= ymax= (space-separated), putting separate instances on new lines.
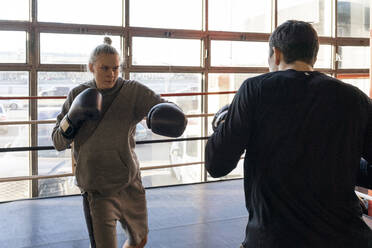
xmin=314 ymin=45 xmax=332 ymax=69
xmin=209 ymin=0 xmax=271 ymax=32
xmin=141 ymin=164 xmax=203 ymax=187
xmin=38 ymin=149 xmax=72 ymax=175
xmin=37 ymin=72 xmax=92 ymax=147
xmin=138 ymin=139 xmax=203 ymax=186
xmin=337 ymin=0 xmax=370 ymax=37
xmin=0 ymin=180 xmax=29 ymax=202
xmin=184 ymin=117 xmax=202 ymax=139
xmin=130 ymin=73 xmax=204 ymax=181
xmin=38 ymin=72 xmax=91 ymax=118
xmin=38 ymin=176 xmax=80 ymax=198
xmin=0 ymin=114 xmax=29 ymax=149
xmin=342 ymin=78 xmax=370 ymax=96
xmin=278 ymin=0 xmax=332 ymax=36
xmin=38 ymin=0 xmax=122 ymax=26
xmin=0 ymin=72 xmax=29 ymax=136
xmin=168 ymin=141 xmax=203 ymax=184
xmin=136 ymin=113 xmax=203 ymax=185
xmin=208 ymin=73 xmax=254 ymax=91
xmin=208 ymin=74 xmax=255 ymax=131
xmin=36 ymin=128 xmax=71 ymax=196
xmin=136 ymin=140 xmax=172 ymax=168
xmin=130 ymin=73 xmax=202 ymax=114
xmin=338 ymin=46 xmax=369 ymax=69
xmin=38 ymin=72 xmax=91 ymax=96
xmin=137 ymin=139 xmax=202 ymax=168
xmin=0 ymin=31 xmax=27 ymax=63
xmin=211 ymin=41 xmax=268 ymax=67
xmin=0 ymin=124 xmax=29 ymax=201
xmin=40 ymin=34 xmax=121 ymax=64
xmin=132 ymin=37 xmax=201 ymax=66
xmin=0 ymin=122 xmax=29 ymax=152
xmin=0 ymin=0 xmax=29 ymax=21
xmin=130 ymin=0 xmax=202 ymax=30
xmin=0 ymin=151 xmax=29 ymax=177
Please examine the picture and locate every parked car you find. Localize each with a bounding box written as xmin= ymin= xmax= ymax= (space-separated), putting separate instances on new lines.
xmin=2 ymin=100 xmax=26 ymax=110
xmin=0 ymin=104 xmax=8 ymax=134
xmin=40 ymin=86 xmax=70 ymax=96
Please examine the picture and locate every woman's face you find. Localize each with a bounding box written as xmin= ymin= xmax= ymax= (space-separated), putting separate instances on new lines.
xmin=89 ymin=53 xmax=120 ymax=89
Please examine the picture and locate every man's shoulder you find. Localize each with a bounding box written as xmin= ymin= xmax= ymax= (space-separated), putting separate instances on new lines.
xmin=240 ymin=72 xmax=278 ymax=91
xmin=321 ymin=75 xmax=367 ymax=97
xmin=245 ymin=72 xmax=276 ymax=82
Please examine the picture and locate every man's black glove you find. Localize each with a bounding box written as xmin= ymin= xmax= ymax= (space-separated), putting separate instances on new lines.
xmin=212 ymin=104 xmax=229 ymax=132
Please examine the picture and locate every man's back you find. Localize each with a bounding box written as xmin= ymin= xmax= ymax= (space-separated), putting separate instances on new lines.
xmin=206 ymin=69 xmax=372 ymax=247
xmin=241 ymin=69 xmax=372 ymax=247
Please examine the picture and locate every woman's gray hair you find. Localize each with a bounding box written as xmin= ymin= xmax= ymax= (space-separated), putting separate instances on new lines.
xmin=88 ymin=36 xmax=119 ymax=64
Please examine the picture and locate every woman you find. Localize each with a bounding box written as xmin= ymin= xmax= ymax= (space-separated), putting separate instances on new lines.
xmin=52 ymin=37 xmax=186 ymax=248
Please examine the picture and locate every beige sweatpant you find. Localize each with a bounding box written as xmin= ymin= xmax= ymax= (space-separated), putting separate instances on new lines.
xmin=87 ymin=178 xmax=148 ymax=248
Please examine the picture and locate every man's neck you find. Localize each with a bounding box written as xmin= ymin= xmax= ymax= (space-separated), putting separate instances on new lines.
xmin=278 ymin=61 xmax=314 ymax=72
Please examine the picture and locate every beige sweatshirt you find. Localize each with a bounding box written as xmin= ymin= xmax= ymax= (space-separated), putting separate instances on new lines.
xmin=52 ymin=77 xmax=164 ymax=194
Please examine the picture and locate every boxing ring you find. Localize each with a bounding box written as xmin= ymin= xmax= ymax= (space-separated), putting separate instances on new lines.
xmin=0 ymin=179 xmax=248 ymax=248
xmin=0 ymin=91 xmax=248 ymax=248
xmin=1 ymin=92 xmax=372 ymax=248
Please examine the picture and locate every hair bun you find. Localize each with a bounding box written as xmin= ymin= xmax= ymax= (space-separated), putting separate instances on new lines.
xmin=103 ymin=37 xmax=112 ymax=45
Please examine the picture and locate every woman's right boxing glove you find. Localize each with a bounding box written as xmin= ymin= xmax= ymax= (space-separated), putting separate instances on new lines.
xmin=59 ymin=88 xmax=102 ymax=139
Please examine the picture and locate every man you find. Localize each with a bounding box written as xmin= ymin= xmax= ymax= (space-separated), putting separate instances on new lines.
xmin=205 ymin=20 xmax=372 ymax=248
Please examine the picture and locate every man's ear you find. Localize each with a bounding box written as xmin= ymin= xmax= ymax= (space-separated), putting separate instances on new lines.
xmin=273 ymin=47 xmax=282 ymax=66
xmin=88 ymin=63 xmax=94 ymax=73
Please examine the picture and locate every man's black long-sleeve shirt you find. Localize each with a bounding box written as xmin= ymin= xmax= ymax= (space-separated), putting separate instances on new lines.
xmin=205 ymin=69 xmax=372 ymax=248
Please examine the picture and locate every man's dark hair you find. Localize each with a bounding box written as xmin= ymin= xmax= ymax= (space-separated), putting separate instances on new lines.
xmin=269 ymin=20 xmax=319 ymax=65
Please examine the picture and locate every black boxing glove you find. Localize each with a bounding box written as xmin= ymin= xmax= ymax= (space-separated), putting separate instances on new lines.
xmin=59 ymin=88 xmax=102 ymax=139
xmin=212 ymin=104 xmax=229 ymax=132
xmin=146 ymin=103 xmax=187 ymax=138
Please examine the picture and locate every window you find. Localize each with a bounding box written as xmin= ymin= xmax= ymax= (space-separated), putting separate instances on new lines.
xmin=0 ymin=31 xmax=27 ymax=63
xmin=337 ymin=0 xmax=370 ymax=37
xmin=0 ymin=72 xmax=29 ymax=119
xmin=209 ymin=0 xmax=272 ymax=33
xmin=38 ymin=0 xmax=122 ymax=26
xmin=0 ymin=181 xmax=29 ymax=202
xmin=314 ymin=45 xmax=333 ymax=69
xmin=0 ymin=0 xmax=29 ymax=21
xmin=0 ymin=0 xmax=370 ymax=201
xmin=338 ymin=46 xmax=370 ymax=69
xmin=207 ymin=73 xmax=255 ymax=130
xmin=38 ymin=72 xmax=91 ymax=96
xmin=130 ymin=0 xmax=202 ymax=30
xmin=278 ymin=0 xmax=333 ymax=36
xmin=130 ymin=73 xmax=202 ymax=114
xmin=40 ymin=33 xmax=121 ymax=64
xmin=132 ymin=37 xmax=202 ymax=66
xmin=211 ymin=41 xmax=268 ymax=67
